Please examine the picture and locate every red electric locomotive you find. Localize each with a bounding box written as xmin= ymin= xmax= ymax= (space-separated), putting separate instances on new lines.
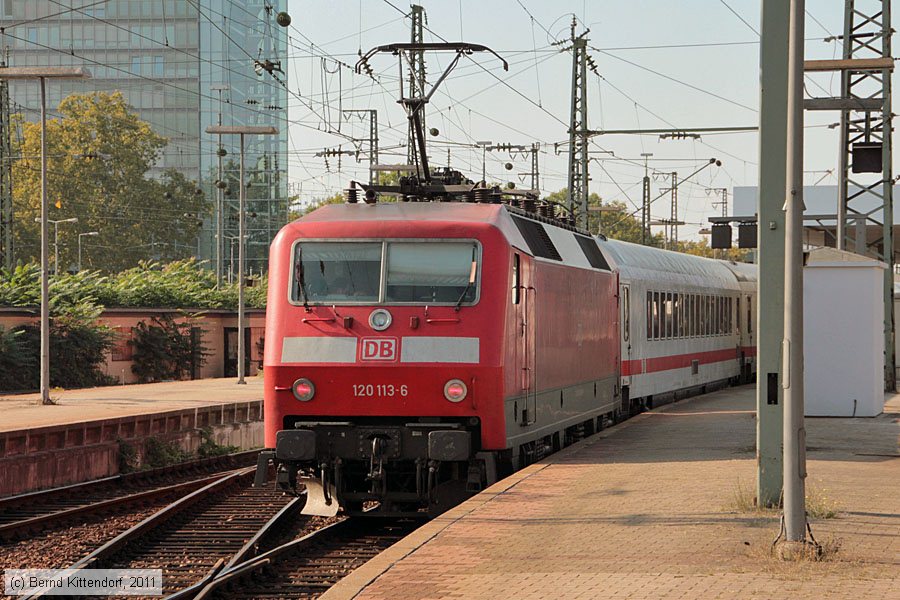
xmin=259 ymin=198 xmax=620 ymax=516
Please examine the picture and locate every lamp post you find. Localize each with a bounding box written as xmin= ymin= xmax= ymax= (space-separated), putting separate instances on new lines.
xmin=47 ymin=217 xmax=78 ymax=275
xmin=78 ymin=231 xmax=99 ymax=271
xmin=205 ymin=125 xmax=278 ymax=385
xmin=0 ymin=66 xmax=91 ymax=405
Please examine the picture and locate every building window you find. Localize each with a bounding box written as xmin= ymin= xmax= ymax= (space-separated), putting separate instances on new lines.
xmin=111 ymin=327 xmax=134 ymax=361
xmin=153 ymin=55 xmax=164 ymax=77
xmin=131 ymin=56 xmax=142 ymax=76
xmin=27 ymin=27 xmax=38 ymax=44
xmin=3 ymin=0 xmax=13 ymax=17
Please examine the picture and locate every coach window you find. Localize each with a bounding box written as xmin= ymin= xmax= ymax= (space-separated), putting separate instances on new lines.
xmin=747 ymin=295 xmax=753 ymax=333
xmin=704 ymin=295 xmax=711 ymax=336
xmin=662 ymin=292 xmax=672 ymax=339
xmin=647 ymin=291 xmax=653 ymax=339
xmin=623 ymin=286 xmax=630 ymax=343
xmin=736 ymin=296 xmax=741 ymax=334
xmin=652 ymin=291 xmax=661 ymax=339
xmin=688 ymin=294 xmax=694 ymax=337
xmin=674 ymin=293 xmax=682 ymax=337
xmin=293 ymin=242 xmax=382 ymax=303
xmin=386 ymin=241 xmax=479 ymax=304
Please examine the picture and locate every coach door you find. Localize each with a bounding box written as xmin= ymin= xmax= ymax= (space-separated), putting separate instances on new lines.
xmin=620 ymin=284 xmax=632 ymax=387
xmin=515 ymin=253 xmax=537 ymax=426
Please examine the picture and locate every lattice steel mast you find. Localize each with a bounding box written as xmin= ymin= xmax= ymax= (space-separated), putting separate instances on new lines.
xmin=564 ymin=18 xmax=590 ymax=229
xmin=407 ymin=4 xmax=426 ymax=171
xmin=832 ymin=0 xmax=894 ymax=389
xmin=0 ymin=45 xmax=12 ymax=269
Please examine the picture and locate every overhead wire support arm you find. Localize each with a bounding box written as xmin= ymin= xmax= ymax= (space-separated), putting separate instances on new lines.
xmin=355 ymin=43 xmax=507 ymax=186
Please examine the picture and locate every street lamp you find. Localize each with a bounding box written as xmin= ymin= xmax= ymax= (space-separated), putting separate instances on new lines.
xmin=205 ymin=125 xmax=278 ymax=385
xmin=78 ymin=231 xmax=99 ymax=271
xmin=36 ymin=217 xmax=78 ymax=275
xmin=0 ymin=66 xmax=91 ymax=405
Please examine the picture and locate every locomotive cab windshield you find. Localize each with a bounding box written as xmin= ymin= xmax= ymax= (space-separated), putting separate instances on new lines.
xmin=291 ymin=239 xmax=480 ymax=306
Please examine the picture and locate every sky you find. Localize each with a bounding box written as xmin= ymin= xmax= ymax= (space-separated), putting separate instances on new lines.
xmin=282 ymin=0 xmax=896 ymax=241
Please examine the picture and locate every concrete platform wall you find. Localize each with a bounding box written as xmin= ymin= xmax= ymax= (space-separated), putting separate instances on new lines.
xmin=0 ymin=401 xmax=263 ymax=497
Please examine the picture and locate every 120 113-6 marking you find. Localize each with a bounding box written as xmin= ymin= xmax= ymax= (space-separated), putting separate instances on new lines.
xmin=353 ymin=384 xmax=408 ymax=398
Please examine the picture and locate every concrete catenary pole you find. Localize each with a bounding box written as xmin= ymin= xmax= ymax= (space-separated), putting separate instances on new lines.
xmin=756 ymin=0 xmax=790 ymax=509
xmin=782 ymin=0 xmax=809 ymax=547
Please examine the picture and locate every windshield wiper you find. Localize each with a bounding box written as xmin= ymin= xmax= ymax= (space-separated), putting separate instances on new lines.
xmin=295 ymin=250 xmax=310 ymax=311
xmin=454 ymin=258 xmax=478 ymax=312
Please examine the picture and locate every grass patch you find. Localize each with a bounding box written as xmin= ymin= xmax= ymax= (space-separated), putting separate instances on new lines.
xmin=805 ymin=483 xmax=841 ymax=519
xmin=728 ymin=479 xmax=842 ymax=519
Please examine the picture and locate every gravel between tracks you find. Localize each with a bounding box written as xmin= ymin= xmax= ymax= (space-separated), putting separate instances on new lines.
xmin=0 ymin=499 xmax=170 ymax=599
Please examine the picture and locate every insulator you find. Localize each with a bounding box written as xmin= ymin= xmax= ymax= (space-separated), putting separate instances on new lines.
xmin=538 ymin=203 xmax=550 ymax=218
xmin=216 ymin=147 xmax=227 ymax=157
xmin=345 ymin=181 xmax=359 ymax=204
xmin=429 ymin=127 xmax=439 ymax=137
xmin=276 ymin=11 xmax=291 ymax=27
xmin=504 ymin=162 xmax=513 ymax=171
xmin=474 ymin=187 xmax=491 ymax=203
xmin=523 ymin=197 xmax=537 ymax=213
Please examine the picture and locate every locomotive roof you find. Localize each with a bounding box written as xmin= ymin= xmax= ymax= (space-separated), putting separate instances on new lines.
xmin=600 ymin=239 xmax=756 ymax=289
xmin=298 ymin=202 xmax=509 ymax=224
xmin=295 ymin=202 xmax=611 ymax=272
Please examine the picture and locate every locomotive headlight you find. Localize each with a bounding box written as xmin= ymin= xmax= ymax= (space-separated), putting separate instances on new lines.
xmin=368 ymin=308 xmax=392 ymax=331
xmin=443 ymin=379 xmax=468 ymax=403
xmin=292 ymin=378 xmax=315 ymax=402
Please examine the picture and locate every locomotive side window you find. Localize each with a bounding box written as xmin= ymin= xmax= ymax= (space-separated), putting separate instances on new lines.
xmin=293 ymin=242 xmax=382 ymax=303
xmin=512 ymin=254 xmax=520 ymax=305
xmin=385 ymin=242 xmax=478 ymax=304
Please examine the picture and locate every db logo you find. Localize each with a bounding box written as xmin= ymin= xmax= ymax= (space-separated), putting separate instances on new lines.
xmin=360 ymin=338 xmax=398 ymax=361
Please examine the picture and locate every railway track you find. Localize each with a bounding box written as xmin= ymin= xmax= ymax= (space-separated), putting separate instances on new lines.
xmin=36 ymin=468 xmax=299 ymax=598
xmin=0 ymin=450 xmax=260 ymax=542
xmin=188 ymin=517 xmax=418 ymax=600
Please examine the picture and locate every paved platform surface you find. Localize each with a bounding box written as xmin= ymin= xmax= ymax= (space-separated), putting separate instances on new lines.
xmin=0 ymin=377 xmax=263 ymax=433
xmin=327 ymin=385 xmax=900 ymax=600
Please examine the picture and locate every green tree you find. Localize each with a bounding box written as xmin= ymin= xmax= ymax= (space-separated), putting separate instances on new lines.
xmin=545 ymin=189 xmax=665 ymax=246
xmin=12 ymin=92 xmax=208 ymax=272
xmin=673 ymin=238 xmax=752 ymax=262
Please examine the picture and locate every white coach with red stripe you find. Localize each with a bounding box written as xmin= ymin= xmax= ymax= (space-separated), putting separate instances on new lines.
xmin=598 ymin=240 xmax=758 ymax=407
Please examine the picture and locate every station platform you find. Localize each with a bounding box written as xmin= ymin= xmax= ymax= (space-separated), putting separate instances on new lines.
xmin=326 ymin=385 xmax=900 ymax=600
xmin=0 ymin=378 xmax=264 ymax=496
xmin=0 ymin=377 xmax=263 ymax=433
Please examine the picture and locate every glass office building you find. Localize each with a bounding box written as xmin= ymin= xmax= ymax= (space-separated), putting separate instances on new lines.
xmin=0 ymin=0 xmax=288 ymax=273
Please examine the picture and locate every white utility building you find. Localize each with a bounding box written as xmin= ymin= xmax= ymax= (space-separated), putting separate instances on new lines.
xmin=804 ymin=247 xmax=886 ymax=417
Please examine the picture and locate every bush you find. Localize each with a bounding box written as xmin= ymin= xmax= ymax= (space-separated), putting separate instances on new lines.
xmin=0 ymin=302 xmax=116 ymax=391
xmin=0 ymin=259 xmax=267 ymax=309
xmin=0 ymin=326 xmax=34 ymax=392
xmin=129 ymin=313 xmax=209 ymax=382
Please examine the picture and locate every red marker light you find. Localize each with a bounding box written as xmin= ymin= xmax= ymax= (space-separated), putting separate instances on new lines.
xmin=443 ymin=379 xmax=467 ymax=402
xmin=292 ymin=378 xmax=315 ymax=401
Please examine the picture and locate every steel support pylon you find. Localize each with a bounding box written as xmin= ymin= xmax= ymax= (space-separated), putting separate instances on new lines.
xmin=565 ymin=20 xmax=589 ymax=229
xmin=0 ymin=70 xmax=12 ymax=270
xmin=835 ymin=0 xmax=894 ymax=390
xmin=406 ymin=5 xmax=426 ymax=169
